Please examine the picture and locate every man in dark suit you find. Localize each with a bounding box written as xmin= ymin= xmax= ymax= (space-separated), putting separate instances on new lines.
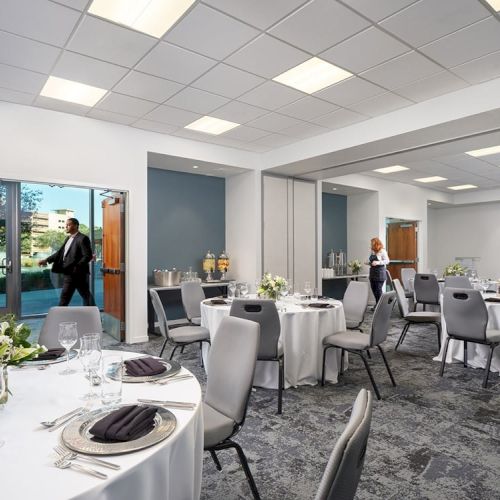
xmin=39 ymin=218 xmax=95 ymax=306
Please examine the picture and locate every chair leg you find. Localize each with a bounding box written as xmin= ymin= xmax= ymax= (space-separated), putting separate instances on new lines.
xmin=463 ymin=341 xmax=467 ymax=368
xmin=366 ymin=349 xmax=372 ymax=359
xmin=277 ymin=358 xmax=284 ymax=415
xmin=440 ymin=337 xmax=451 ymax=377
xmin=180 ymin=345 xmax=185 ymax=353
xmin=377 ymin=345 xmax=396 ymax=387
xmin=169 ymin=345 xmax=178 ymax=360
xmin=230 ymin=441 xmax=261 ymax=500
xmin=359 ymin=351 xmax=381 ymax=400
xmin=395 ymin=323 xmax=409 ymax=351
xmin=199 ymin=341 xmax=204 ymax=368
xmin=340 ymin=348 xmax=345 ymax=375
xmin=321 ymin=345 xmax=334 ymax=386
xmin=436 ymin=323 xmax=441 ymax=351
xmin=482 ymin=344 xmax=496 ymax=388
xmin=210 ymin=450 xmax=222 ymax=471
xmin=159 ymin=337 xmax=169 ymax=358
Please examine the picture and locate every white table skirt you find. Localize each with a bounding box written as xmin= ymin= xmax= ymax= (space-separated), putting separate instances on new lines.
xmin=434 ymin=299 xmax=500 ymax=373
xmin=201 ymin=299 xmax=347 ymax=389
xmin=1 ymin=350 xmax=203 ymax=500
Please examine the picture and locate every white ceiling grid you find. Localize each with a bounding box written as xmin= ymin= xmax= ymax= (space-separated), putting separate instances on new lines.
xmin=0 ymin=0 xmax=499 ymax=188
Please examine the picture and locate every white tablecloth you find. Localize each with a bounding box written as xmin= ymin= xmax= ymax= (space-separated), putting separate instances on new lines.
xmin=201 ymin=299 xmax=346 ymax=389
xmin=1 ymin=350 xmax=203 ymax=500
xmin=434 ymin=298 xmax=500 ymax=373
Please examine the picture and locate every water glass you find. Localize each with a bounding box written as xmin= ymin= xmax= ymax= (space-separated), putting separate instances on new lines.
xmin=101 ymin=354 xmax=123 ymax=405
xmin=79 ymin=334 xmax=102 ymax=400
xmin=304 ymin=281 xmax=312 ymax=298
xmin=227 ymin=281 xmax=237 ymax=299
xmin=58 ymin=322 xmax=78 ymax=375
xmin=311 ymin=288 xmax=319 ymax=301
xmin=239 ymin=282 xmax=249 ymax=298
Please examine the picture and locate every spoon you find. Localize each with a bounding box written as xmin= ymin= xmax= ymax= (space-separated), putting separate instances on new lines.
xmin=40 ymin=407 xmax=84 ymax=428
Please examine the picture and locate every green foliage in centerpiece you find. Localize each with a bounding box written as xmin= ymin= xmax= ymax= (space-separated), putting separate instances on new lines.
xmin=443 ymin=263 xmax=467 ymax=277
xmin=348 ymin=259 xmax=363 ymax=274
xmin=257 ymin=273 xmax=288 ymax=300
xmin=0 ymin=314 xmax=46 ymax=366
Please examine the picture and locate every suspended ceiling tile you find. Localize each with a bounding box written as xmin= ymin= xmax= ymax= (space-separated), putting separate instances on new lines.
xmin=360 ymin=51 xmax=442 ymax=90
xmin=239 ymin=142 xmax=273 ymax=152
xmin=225 ymin=34 xmax=310 ymax=79
xmin=33 ymin=95 xmax=89 ymax=116
xmin=348 ymin=92 xmax=413 ymax=117
xmin=246 ymin=112 xmax=304 ymax=133
xmin=52 ymin=51 xmax=129 ymax=89
xmin=165 ymin=87 xmax=229 ymax=115
xmin=51 ymin=0 xmax=89 ymax=10
xmin=238 ymin=81 xmax=304 ymax=110
xmin=210 ymin=100 xmax=269 ymax=124
xmin=311 ymin=107 xmax=367 ymax=129
xmin=450 ymin=49 xmax=500 ymax=85
xmin=68 ymin=15 xmax=157 ymax=67
xmin=394 ymin=71 xmax=469 ymax=102
xmin=137 ymin=42 xmax=217 ymax=85
xmin=132 ymin=119 xmax=178 ymax=135
xmin=277 ymin=96 xmax=339 ymax=121
xmin=380 ymin=0 xmax=490 ymax=47
xmin=407 ymin=160 xmax=463 ymax=177
xmin=143 ymin=104 xmax=202 ymax=127
xmin=0 ymin=63 xmax=47 ymax=94
xmin=191 ymin=63 xmax=264 ymax=99
xmin=113 ymin=71 xmax=184 ymax=103
xmin=320 ymin=27 xmax=410 ymax=73
xmin=340 ymin=0 xmax=418 ymax=23
xmin=315 ymin=77 xmax=385 ymax=106
xmin=202 ymin=0 xmax=308 ymax=30
xmin=0 ymin=0 xmax=80 ymax=46
xmin=269 ymin=0 xmax=370 ymax=54
xmin=249 ymin=133 xmax=296 ymax=148
xmin=222 ymin=125 xmax=270 ymax=142
xmin=420 ymin=17 xmax=500 ymax=68
xmin=87 ymin=108 xmax=137 ymax=125
xmin=280 ymin=121 xmax=330 ymax=139
xmin=95 ymin=92 xmax=158 ymax=118
xmin=0 ymin=31 xmax=61 ymax=74
xmin=0 ymin=87 xmax=35 ymax=105
xmin=164 ymin=4 xmax=259 ymax=60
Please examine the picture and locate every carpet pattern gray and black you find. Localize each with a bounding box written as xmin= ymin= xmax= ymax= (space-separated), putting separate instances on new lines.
xmin=107 ymin=311 xmax=500 ymax=500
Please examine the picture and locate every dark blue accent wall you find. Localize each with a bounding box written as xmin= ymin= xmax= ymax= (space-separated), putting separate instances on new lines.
xmin=148 ymin=168 xmax=226 ymax=279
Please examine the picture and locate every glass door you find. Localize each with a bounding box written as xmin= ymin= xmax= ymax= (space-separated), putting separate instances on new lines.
xmin=0 ymin=181 xmax=20 ymax=316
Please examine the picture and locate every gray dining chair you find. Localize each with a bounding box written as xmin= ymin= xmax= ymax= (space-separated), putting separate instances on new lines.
xmin=314 ymin=389 xmax=373 ymax=500
xmin=149 ymin=288 xmax=210 ymax=365
xmin=38 ymin=306 xmax=102 ymax=348
xmin=321 ymin=291 xmax=397 ymax=400
xmin=343 ymin=281 xmax=369 ymax=332
xmin=401 ymin=268 xmax=416 ymax=299
xmin=181 ymin=281 xmax=205 ymax=325
xmin=413 ymin=273 xmax=440 ymax=311
xmin=393 ymin=279 xmax=441 ymax=352
xmin=230 ymin=299 xmax=284 ymax=414
xmin=385 ymin=270 xmax=394 ymax=291
xmin=444 ymin=276 xmax=472 ymax=289
xmin=441 ymin=288 xmax=500 ymax=388
xmin=204 ymin=316 xmax=261 ymax=500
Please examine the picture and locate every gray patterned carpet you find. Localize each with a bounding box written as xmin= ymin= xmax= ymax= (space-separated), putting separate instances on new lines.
xmin=106 ymin=311 xmax=500 ymax=500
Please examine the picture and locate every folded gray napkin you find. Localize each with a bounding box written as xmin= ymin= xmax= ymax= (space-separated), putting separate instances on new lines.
xmin=125 ymin=357 xmax=166 ymax=376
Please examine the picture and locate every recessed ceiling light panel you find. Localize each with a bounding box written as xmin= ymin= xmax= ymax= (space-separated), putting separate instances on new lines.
xmin=273 ymin=57 xmax=352 ymax=94
xmin=373 ymin=165 xmax=409 ymax=174
xmin=484 ymin=0 xmax=500 ymax=12
xmin=40 ymin=76 xmax=107 ymax=106
xmin=448 ymin=184 xmax=478 ymax=190
xmin=414 ymin=176 xmax=447 ymax=183
xmin=466 ymin=145 xmax=500 ymax=157
xmin=88 ymin=0 xmax=196 ymax=38
xmin=185 ymin=116 xmax=240 ymax=135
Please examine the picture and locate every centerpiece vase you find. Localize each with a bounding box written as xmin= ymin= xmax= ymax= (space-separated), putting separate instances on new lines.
xmin=0 ymin=365 xmax=8 ymax=405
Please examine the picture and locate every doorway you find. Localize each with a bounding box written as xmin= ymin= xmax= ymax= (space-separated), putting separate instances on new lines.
xmin=385 ymin=218 xmax=418 ymax=282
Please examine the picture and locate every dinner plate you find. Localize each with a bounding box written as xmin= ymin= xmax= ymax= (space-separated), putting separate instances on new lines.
xmin=62 ymin=405 xmax=177 ymax=455
xmin=110 ymin=358 xmax=181 ymax=383
xmin=23 ymin=349 xmax=78 ymax=366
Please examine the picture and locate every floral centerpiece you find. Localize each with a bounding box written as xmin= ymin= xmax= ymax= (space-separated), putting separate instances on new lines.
xmin=0 ymin=314 xmax=46 ymax=404
xmin=257 ymin=273 xmax=288 ymax=300
xmin=348 ymin=259 xmax=362 ymax=275
xmin=443 ymin=263 xmax=467 ymax=277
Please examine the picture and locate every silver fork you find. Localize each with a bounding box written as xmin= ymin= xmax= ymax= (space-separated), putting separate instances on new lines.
xmin=151 ymin=374 xmax=193 ymax=385
xmin=54 ymin=445 xmax=121 ymax=470
xmin=54 ymin=458 xmax=108 ymax=479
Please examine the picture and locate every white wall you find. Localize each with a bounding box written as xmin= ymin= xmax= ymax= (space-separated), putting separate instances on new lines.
xmin=428 ymin=203 xmax=500 ymax=278
xmin=1 ymin=102 xmax=259 ymax=342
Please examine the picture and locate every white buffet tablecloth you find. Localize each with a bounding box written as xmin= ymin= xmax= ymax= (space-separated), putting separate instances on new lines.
xmin=1 ymin=350 xmax=203 ymax=500
xmin=201 ymin=299 xmax=346 ymax=389
xmin=434 ymin=296 xmax=500 ymax=373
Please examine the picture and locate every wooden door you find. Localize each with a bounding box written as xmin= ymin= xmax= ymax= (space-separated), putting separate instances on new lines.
xmin=102 ymin=194 xmax=125 ymax=341
xmin=386 ymin=221 xmax=418 ymax=282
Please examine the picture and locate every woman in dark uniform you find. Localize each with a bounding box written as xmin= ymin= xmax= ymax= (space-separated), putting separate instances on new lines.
xmin=368 ymin=237 xmax=390 ymax=305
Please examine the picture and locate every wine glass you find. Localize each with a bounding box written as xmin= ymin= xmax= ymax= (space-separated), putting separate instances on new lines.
xmin=227 ymin=281 xmax=236 ymax=300
xmin=79 ymin=334 xmax=102 ymax=399
xmin=239 ymin=282 xmax=249 ymax=298
xmin=480 ymin=279 xmax=490 ymax=293
xmin=304 ymin=281 xmax=312 ymax=298
xmin=58 ymin=322 xmax=78 ymax=375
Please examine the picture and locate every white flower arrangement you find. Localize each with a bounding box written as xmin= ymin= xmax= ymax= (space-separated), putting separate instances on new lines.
xmin=257 ymin=273 xmax=288 ymax=300
xmin=348 ymin=259 xmax=363 ymax=274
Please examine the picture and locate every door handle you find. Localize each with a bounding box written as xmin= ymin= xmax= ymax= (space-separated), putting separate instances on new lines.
xmin=0 ymin=258 xmax=12 ymax=275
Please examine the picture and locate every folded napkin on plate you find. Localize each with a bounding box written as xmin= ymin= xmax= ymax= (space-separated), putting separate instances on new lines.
xmin=484 ymin=297 xmax=500 ymax=303
xmin=34 ymin=348 xmax=66 ymax=360
xmin=210 ymin=299 xmax=227 ymax=305
xmin=308 ymin=302 xmax=334 ymax=309
xmin=125 ymin=357 xmax=166 ymax=377
xmin=89 ymin=405 xmax=158 ymax=442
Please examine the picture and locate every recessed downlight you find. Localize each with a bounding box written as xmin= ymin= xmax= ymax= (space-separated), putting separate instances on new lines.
xmin=192 ymin=165 xmax=199 ymax=169
xmin=373 ymin=165 xmax=409 ymax=174
xmin=40 ymin=76 xmax=107 ymax=106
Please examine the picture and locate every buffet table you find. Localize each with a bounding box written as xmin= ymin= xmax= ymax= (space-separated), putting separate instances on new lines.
xmin=201 ymin=299 xmax=346 ymax=388
xmin=1 ymin=351 xmax=203 ymax=500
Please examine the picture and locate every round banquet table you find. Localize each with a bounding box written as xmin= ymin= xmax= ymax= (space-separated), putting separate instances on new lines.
xmin=1 ymin=350 xmax=203 ymax=500
xmin=201 ymin=298 xmax=347 ymax=389
xmin=434 ymin=295 xmax=500 ymax=373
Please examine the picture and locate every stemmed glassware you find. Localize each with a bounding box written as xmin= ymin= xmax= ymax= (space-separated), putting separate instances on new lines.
xmin=480 ymin=279 xmax=490 ymax=293
xmin=239 ymin=282 xmax=249 ymax=298
xmin=79 ymin=334 xmax=102 ymax=400
xmin=227 ymin=281 xmax=236 ymax=299
xmin=304 ymin=281 xmax=312 ymax=299
xmin=58 ymin=322 xmax=78 ymax=375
